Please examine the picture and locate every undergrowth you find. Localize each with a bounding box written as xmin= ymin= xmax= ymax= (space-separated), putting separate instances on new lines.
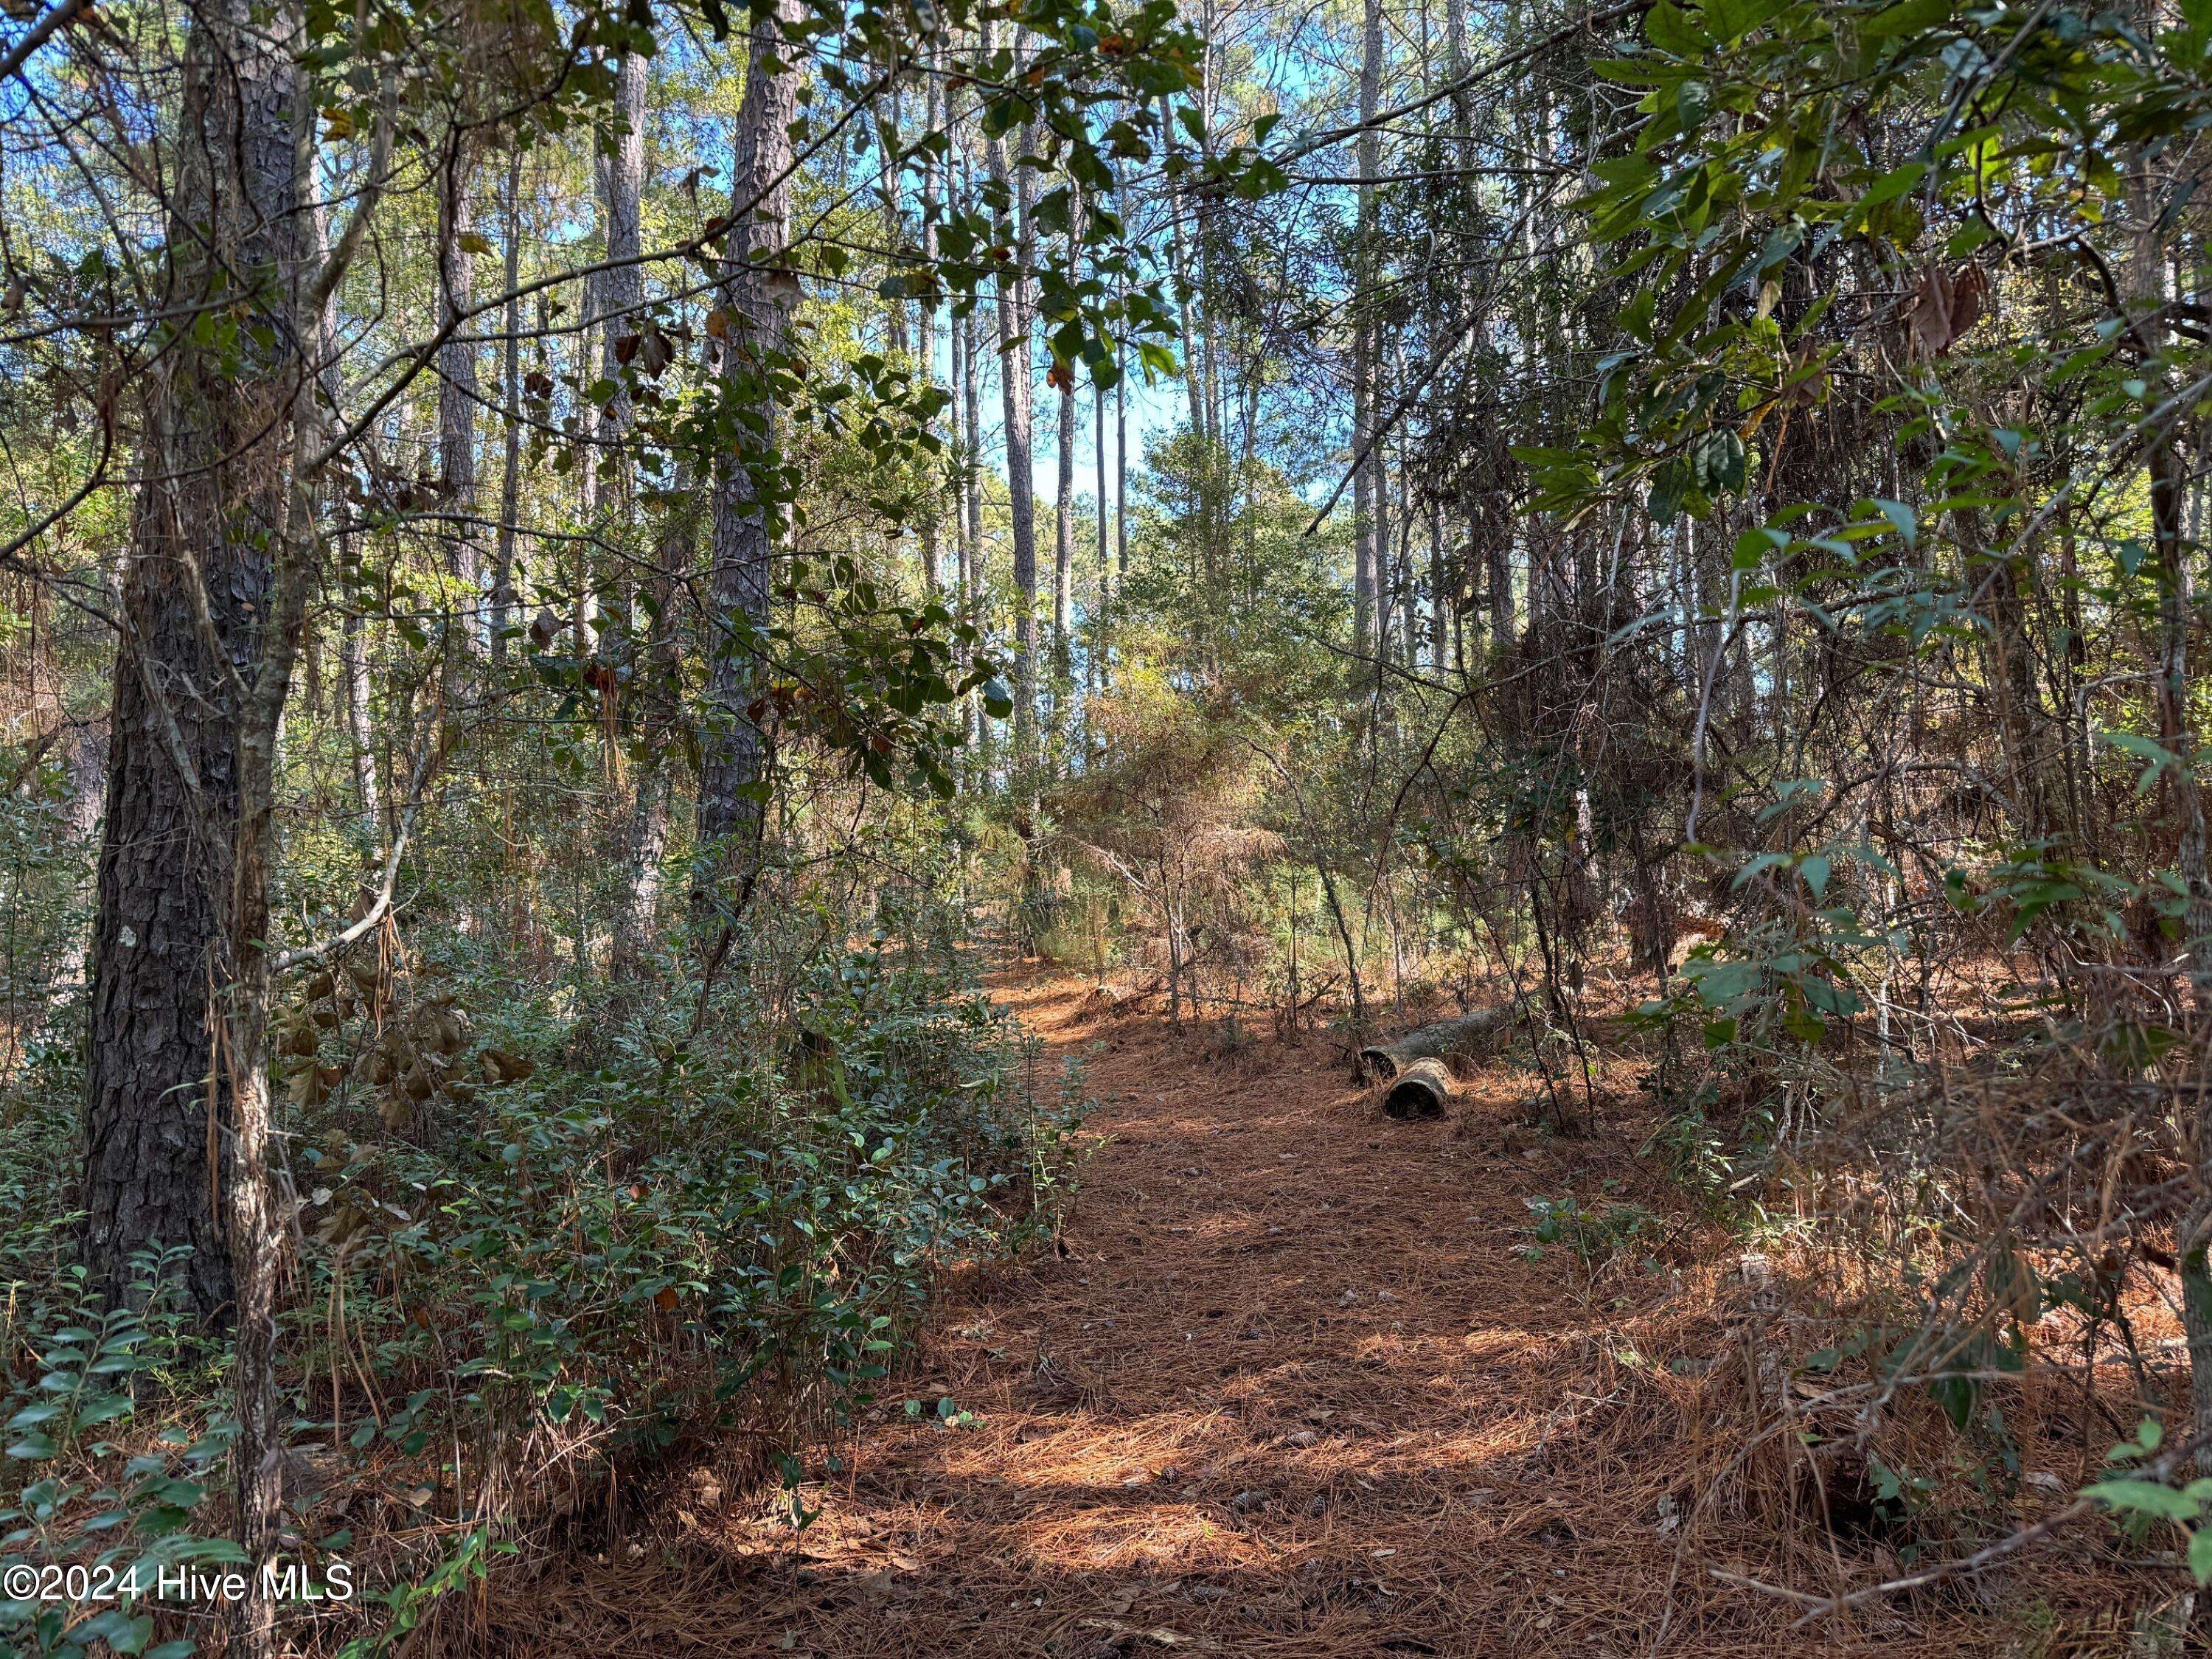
xmin=0 ymin=914 xmax=1080 ymax=1655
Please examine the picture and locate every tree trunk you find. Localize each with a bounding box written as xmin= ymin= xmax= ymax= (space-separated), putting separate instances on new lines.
xmin=1166 ymin=891 xmax=1186 ymax=1024
xmin=1116 ymin=341 xmax=1128 ymax=583
xmin=574 ymin=308 xmax=599 ymax=656
xmin=1093 ymin=372 xmax=1110 ymax=692
xmin=340 ymin=605 xmax=378 ymax=829
xmin=1052 ymin=178 xmax=1082 ymax=707
xmin=947 ymin=295 xmax=972 ymax=718
xmin=1054 ymin=352 xmax=1077 ymax=697
xmin=38 ymin=718 xmax=107 ymax=1034
xmin=224 ymin=55 xmax=348 ymax=1626
xmin=90 ymin=2 xmax=341 ymax=1646
xmin=437 ymin=141 xmax=481 ymax=640
xmin=1352 ymin=0 xmax=1383 ymax=667
xmin=986 ymin=55 xmax=1039 ymax=784
xmin=917 ymin=69 xmax=942 ymax=597
xmin=1394 ymin=422 xmax=1417 ymax=667
xmin=1161 ymin=93 xmax=1208 ymax=451
xmin=598 ymin=46 xmax=655 ymax=980
xmin=955 ymin=136 xmax=985 ymax=757
xmin=693 ymin=0 xmax=802 ymax=925
xmin=85 ymin=0 xmax=300 ymax=1320
xmin=1427 ymin=498 xmax=1447 ymax=672
xmin=493 ymin=146 xmax=525 ymax=659
xmin=959 ymin=150 xmax=984 ymax=575
xmin=597 ymin=47 xmax=647 ymax=506
xmin=611 ymin=482 xmax=692 ymax=981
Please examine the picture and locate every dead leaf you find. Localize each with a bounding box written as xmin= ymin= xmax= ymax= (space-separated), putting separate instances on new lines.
xmin=1903 ymin=261 xmax=1989 ymax=359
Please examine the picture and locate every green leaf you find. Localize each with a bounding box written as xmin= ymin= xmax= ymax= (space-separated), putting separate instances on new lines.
xmin=1694 ymin=429 xmax=1746 ymax=494
xmin=1646 ymin=0 xmax=1703 ymax=55
xmin=1869 ymin=498 xmax=1917 ymax=544
xmin=1931 ymin=1372 xmax=1977 ymax=1430
xmin=1860 ymin=0 xmax=1956 ymax=41
xmin=78 ymin=1609 xmax=153 ymax=1652
xmin=1852 ymin=161 xmax=1927 ymax=217
xmin=1646 ymin=456 xmax=1694 ymax=522
xmin=2085 ymin=1478 xmax=2200 ymax=1522
xmin=2189 ymin=1527 xmax=2212 ymax=1582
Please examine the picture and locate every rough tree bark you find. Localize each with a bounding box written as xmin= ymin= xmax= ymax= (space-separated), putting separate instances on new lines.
xmin=2121 ymin=137 xmax=2212 ymax=1470
xmin=340 ymin=605 xmax=378 ymax=829
xmin=1116 ymin=333 xmax=1128 ymax=584
xmin=492 ymin=145 xmax=524 ymax=659
xmin=437 ymin=137 xmax=481 ymax=636
xmin=985 ymin=39 xmax=1039 ymax=782
xmin=599 ymin=46 xmax=661 ymax=981
xmin=693 ymin=0 xmax=803 ymax=924
xmin=40 ymin=719 xmax=106 ymax=1023
xmin=596 ymin=47 xmax=647 ymax=501
xmin=85 ymin=0 xmax=300 ymax=1319
xmin=1052 ymin=181 xmax=1079 ymax=709
xmin=952 ymin=121 xmax=985 ymax=757
xmin=1351 ymin=0 xmax=1382 ymax=664
xmin=611 ymin=479 xmax=694 ymax=981
xmin=1093 ymin=371 xmax=1110 ymax=693
xmin=917 ymin=68 xmax=942 ymax=596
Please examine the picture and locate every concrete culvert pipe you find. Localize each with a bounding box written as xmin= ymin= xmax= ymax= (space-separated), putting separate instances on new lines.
xmin=1357 ymin=1008 xmax=1514 ymax=1082
xmin=1382 ymin=1057 xmax=1454 ymax=1119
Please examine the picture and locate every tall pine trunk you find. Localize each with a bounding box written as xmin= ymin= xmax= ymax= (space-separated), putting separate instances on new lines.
xmin=1054 ymin=372 xmax=1076 ymax=698
xmin=985 ymin=44 xmax=1039 ymax=788
xmin=437 ymin=141 xmax=481 ymax=641
xmin=597 ymin=49 xmax=647 ymax=499
xmin=917 ymin=69 xmax=943 ymax=597
xmin=86 ymin=0 xmax=300 ymax=1320
xmin=1052 ymin=179 xmax=1081 ymax=716
xmin=601 ymin=47 xmax=659 ymax=979
xmin=1093 ymin=374 xmax=1110 ymax=693
xmin=694 ymin=0 xmax=802 ymax=925
xmin=1352 ymin=0 xmax=1383 ymax=667
xmin=611 ymin=484 xmax=693 ymax=981
xmin=493 ymin=146 xmax=525 ymax=659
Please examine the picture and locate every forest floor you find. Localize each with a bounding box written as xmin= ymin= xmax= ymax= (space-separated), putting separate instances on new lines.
xmin=497 ymin=967 xmax=2143 ymax=1657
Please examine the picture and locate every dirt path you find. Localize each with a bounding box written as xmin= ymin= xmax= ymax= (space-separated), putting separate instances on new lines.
xmin=504 ymin=971 xmax=2005 ymax=1656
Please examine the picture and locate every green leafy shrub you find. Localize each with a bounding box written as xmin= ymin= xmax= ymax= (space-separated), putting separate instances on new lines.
xmin=0 ymin=1251 xmax=240 ymax=1659
xmin=1517 ymin=1194 xmax=1667 ymax=1271
xmin=0 ymin=923 xmax=1085 ymax=1652
xmin=296 ymin=932 xmax=1087 ymax=1501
